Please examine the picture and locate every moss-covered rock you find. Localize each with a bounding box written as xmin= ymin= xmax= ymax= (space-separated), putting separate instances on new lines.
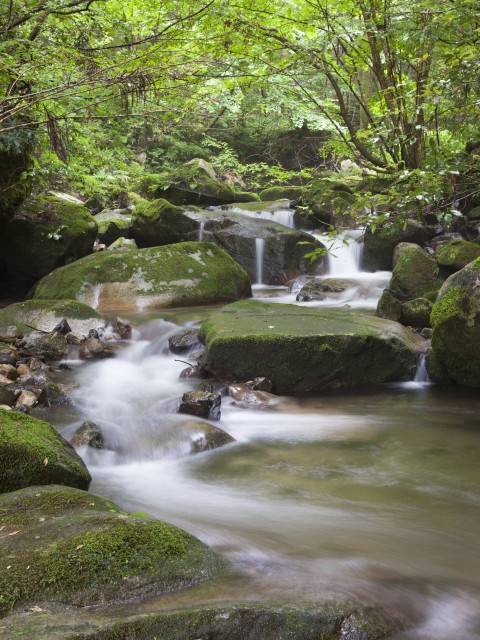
xmin=0 ymin=409 xmax=91 ymax=493
xmin=429 ymin=258 xmax=480 ymax=386
xmin=0 ymin=600 xmax=401 ymax=639
xmin=300 ymin=179 xmax=357 ymax=228
xmin=0 ymin=299 xmax=104 ymax=335
xmin=198 ymin=300 xmax=423 ymax=394
xmin=259 ymin=186 xmax=306 ymax=201
xmin=401 ymin=297 xmax=433 ymax=328
xmin=97 ymin=217 xmax=131 ymax=246
xmin=232 ymin=191 xmax=260 ymax=202
xmin=30 ymin=242 xmax=252 ymax=312
xmin=362 ymin=220 xmax=433 ymax=271
xmin=131 ymin=198 xmax=198 ymax=247
xmin=0 ymin=485 xmax=223 ymax=617
xmin=376 ymin=290 xmax=402 ymax=322
xmin=0 ymin=194 xmax=97 ymax=281
xmin=389 ymin=245 xmax=445 ymax=300
xmin=436 ymin=239 xmax=480 ymax=272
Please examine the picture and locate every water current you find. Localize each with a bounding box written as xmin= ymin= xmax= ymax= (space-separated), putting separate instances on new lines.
xmin=41 ymin=206 xmax=480 ymax=638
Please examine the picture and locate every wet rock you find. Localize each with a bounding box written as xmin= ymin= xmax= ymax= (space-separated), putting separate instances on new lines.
xmin=247 ymin=376 xmax=273 ymax=392
xmin=15 ymin=389 xmax=38 ymax=409
xmin=107 ymin=237 xmax=137 ymax=251
xmin=29 ymin=357 xmax=50 ymax=371
xmin=0 ymin=409 xmax=91 ymax=493
xmin=79 ymin=337 xmax=115 ymax=360
xmin=0 ymin=350 xmax=17 ymax=366
xmin=401 ymin=298 xmax=433 ymax=328
xmin=65 ymin=331 xmax=83 ymax=345
xmin=0 ymin=386 xmax=16 ymax=406
xmin=111 ymin=317 xmax=132 ymax=340
xmin=376 ymin=290 xmax=402 ymax=322
xmin=16 ymin=362 xmax=30 ymax=376
xmin=435 ymin=238 xmax=480 ymax=273
xmin=179 ymin=364 xmax=210 ymax=380
xmin=0 ymin=325 xmax=22 ymax=343
xmin=420 ymin=327 xmax=433 ymax=339
xmin=52 ymin=318 xmax=72 ymax=335
xmin=179 ymin=420 xmax=235 ymax=453
xmin=389 ymin=245 xmax=445 ymax=301
xmin=44 ymin=382 xmax=70 ymax=407
xmin=71 ymin=420 xmax=104 ymax=449
xmin=229 ymin=384 xmax=279 ymax=409
xmin=178 ymin=390 xmax=221 ymax=420
xmin=168 ymin=328 xmax=201 ymax=354
xmin=17 ymin=331 xmax=68 ymax=361
xmin=0 ymin=364 xmax=18 ymax=381
xmin=362 ymin=220 xmax=435 ymax=271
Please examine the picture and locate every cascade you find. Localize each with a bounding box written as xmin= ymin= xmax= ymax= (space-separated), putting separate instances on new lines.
xmin=413 ymin=353 xmax=432 ymax=384
xmin=224 ymin=204 xmax=295 ymax=229
xmin=255 ymin=238 xmax=265 ymax=285
xmin=198 ymin=221 xmax=205 ymax=242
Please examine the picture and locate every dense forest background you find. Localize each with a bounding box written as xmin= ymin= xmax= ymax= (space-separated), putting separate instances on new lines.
xmin=1 ymin=0 xmax=480 ymax=223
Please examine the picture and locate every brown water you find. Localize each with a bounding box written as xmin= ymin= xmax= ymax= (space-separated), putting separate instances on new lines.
xmin=44 ymin=308 xmax=480 ymax=640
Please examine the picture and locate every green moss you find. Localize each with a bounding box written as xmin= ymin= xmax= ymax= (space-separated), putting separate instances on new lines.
xmin=131 ymin=198 xmax=197 ymax=247
xmin=232 ymin=191 xmax=260 ymax=202
xmin=31 ymin=242 xmax=252 ymax=311
xmin=0 ymin=299 xmax=102 ymax=335
xmin=259 ymin=186 xmax=305 ymax=201
xmin=0 ymin=485 xmax=223 ymax=617
xmin=199 ymin=300 xmax=420 ymax=393
xmin=436 ymin=239 xmax=480 ymax=272
xmin=390 ymin=245 xmax=444 ymax=300
xmin=430 ymin=287 xmax=466 ymax=328
xmin=376 ymin=290 xmax=402 ymax=322
xmin=0 ymin=409 xmax=91 ymax=493
xmin=97 ymin=218 xmax=131 ymax=245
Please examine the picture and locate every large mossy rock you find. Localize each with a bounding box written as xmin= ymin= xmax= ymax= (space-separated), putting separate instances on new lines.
xmin=436 ymin=238 xmax=480 ymax=272
xmin=198 ymin=300 xmax=423 ymax=394
xmin=428 ymin=258 xmax=480 ymax=386
xmin=0 ymin=299 xmax=104 ymax=335
xmin=299 ymin=179 xmax=356 ymax=229
xmin=0 ymin=600 xmax=401 ymax=639
xmin=0 ymin=409 xmax=91 ymax=493
xmin=259 ymin=185 xmax=305 ymax=201
xmin=389 ymin=244 xmax=445 ymax=301
xmin=362 ymin=220 xmax=433 ymax=271
xmin=0 ymin=485 xmax=223 ymax=618
xmin=131 ymin=198 xmax=198 ymax=247
xmin=30 ymin=242 xmax=252 ymax=312
xmin=0 ymin=194 xmax=97 ymax=281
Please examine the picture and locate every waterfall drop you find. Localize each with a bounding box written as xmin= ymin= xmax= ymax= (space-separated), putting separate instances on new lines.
xmin=255 ymin=238 xmax=265 ymax=285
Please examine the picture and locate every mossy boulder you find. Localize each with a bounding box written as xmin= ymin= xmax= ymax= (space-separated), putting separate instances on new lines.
xmin=0 ymin=299 xmax=104 ymax=335
xmin=0 ymin=194 xmax=97 ymax=281
xmin=428 ymin=258 xmax=480 ymax=386
xmin=376 ymin=290 xmax=402 ymax=322
xmin=198 ymin=300 xmax=423 ymax=394
xmin=0 ymin=600 xmax=401 ymax=639
xmin=131 ymin=198 xmax=198 ymax=247
xmin=0 ymin=485 xmax=223 ymax=617
xmin=362 ymin=220 xmax=433 ymax=271
xmin=300 ymin=179 xmax=356 ymax=228
xmin=436 ymin=239 xmax=480 ymax=272
xmin=0 ymin=409 xmax=91 ymax=493
xmin=401 ymin=297 xmax=433 ymax=328
xmin=30 ymin=242 xmax=252 ymax=312
xmin=259 ymin=186 xmax=306 ymax=201
xmin=97 ymin=217 xmax=131 ymax=245
xmin=389 ymin=245 xmax=445 ymax=301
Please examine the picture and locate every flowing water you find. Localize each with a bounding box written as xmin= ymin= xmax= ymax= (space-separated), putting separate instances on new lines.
xmin=38 ymin=228 xmax=480 ymax=638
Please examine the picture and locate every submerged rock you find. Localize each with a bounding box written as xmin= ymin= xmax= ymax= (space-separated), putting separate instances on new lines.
xmin=0 ymin=409 xmax=91 ymax=493
xmin=30 ymin=242 xmax=252 ymax=312
xmin=0 ymin=485 xmax=224 ymax=618
xmin=178 ymin=419 xmax=235 ymax=453
xmin=199 ymin=300 xmax=423 ymax=394
xmin=168 ymin=327 xmax=201 ymax=354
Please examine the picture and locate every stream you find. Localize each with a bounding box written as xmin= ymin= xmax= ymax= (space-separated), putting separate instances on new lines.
xmin=38 ymin=211 xmax=480 ymax=639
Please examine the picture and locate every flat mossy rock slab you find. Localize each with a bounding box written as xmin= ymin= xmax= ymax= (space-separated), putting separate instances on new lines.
xmin=0 ymin=485 xmax=223 ymax=618
xmin=0 ymin=409 xmax=91 ymax=493
xmin=429 ymin=257 xmax=480 ymax=386
xmin=198 ymin=301 xmax=422 ymax=394
xmin=0 ymin=600 xmax=402 ymax=639
xmin=0 ymin=194 xmax=98 ymax=280
xmin=30 ymin=242 xmax=252 ymax=312
xmin=0 ymin=299 xmax=104 ymax=335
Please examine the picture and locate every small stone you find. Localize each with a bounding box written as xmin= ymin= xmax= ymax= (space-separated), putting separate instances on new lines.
xmin=178 ymin=390 xmax=221 ymax=420
xmin=52 ymin=318 xmax=72 ymax=335
xmin=71 ymin=421 xmax=104 ymax=449
xmin=0 ymin=386 xmax=16 ymax=406
xmin=16 ymin=363 xmax=30 ymax=376
xmin=15 ymin=390 xmax=38 ymax=409
xmin=79 ymin=338 xmax=115 ymax=360
xmin=252 ymin=377 xmax=273 ymax=392
xmin=66 ymin=331 xmax=83 ymax=345
xmin=111 ymin=318 xmax=132 ymax=340
xmin=0 ymin=374 xmax=12 ymax=385
xmin=0 ymin=404 xmax=12 ymax=410
xmin=0 ymin=326 xmax=23 ymax=344
xmin=18 ymin=331 xmax=68 ymax=361
xmin=44 ymin=382 xmax=70 ymax=407
xmin=179 ymin=365 xmax=209 ymax=380
xmin=168 ymin=328 xmax=201 ymax=355
xmin=29 ymin=358 xmax=48 ymax=371
xmin=0 ymin=351 xmax=17 ymax=366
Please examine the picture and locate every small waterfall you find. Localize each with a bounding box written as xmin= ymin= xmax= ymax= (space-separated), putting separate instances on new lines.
xmin=255 ymin=238 xmax=265 ymax=285
xmin=223 ymin=205 xmax=295 ymax=229
xmin=316 ymin=229 xmax=364 ymax=277
xmin=414 ymin=353 xmax=432 ymax=384
xmin=198 ymin=221 xmax=205 ymax=242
